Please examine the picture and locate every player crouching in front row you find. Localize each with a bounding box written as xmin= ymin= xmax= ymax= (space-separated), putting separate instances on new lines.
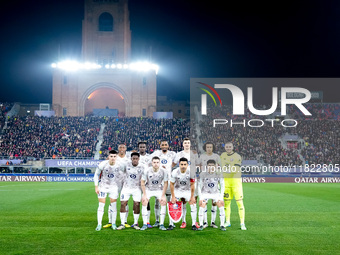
xmin=140 ymin=156 xmax=168 ymax=230
xmin=197 ymin=159 xmax=226 ymax=231
xmin=117 ymin=152 xmax=147 ymax=230
xmin=168 ymin=157 xmax=197 ymax=230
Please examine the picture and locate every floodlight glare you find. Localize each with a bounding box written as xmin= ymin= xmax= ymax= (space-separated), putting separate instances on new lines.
xmin=51 ymin=60 xmax=158 ymax=74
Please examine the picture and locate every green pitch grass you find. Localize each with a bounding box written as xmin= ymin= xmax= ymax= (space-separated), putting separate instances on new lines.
xmin=0 ymin=182 xmax=339 ymax=255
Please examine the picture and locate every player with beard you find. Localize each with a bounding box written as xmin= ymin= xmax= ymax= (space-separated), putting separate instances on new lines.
xmin=169 ymin=157 xmax=197 ymax=230
xmin=148 ymin=140 xmax=176 ymax=227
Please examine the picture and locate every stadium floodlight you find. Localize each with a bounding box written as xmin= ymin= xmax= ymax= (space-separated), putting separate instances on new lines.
xmin=84 ymin=62 xmax=93 ymax=69
xmin=51 ymin=60 xmax=159 ymax=74
xmin=129 ymin=61 xmax=159 ymax=74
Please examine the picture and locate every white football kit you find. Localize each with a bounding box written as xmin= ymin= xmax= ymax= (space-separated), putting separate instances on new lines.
xmin=170 ymin=167 xmax=195 ymax=201
xmin=198 ymin=170 xmax=224 ymax=202
xmin=116 ymin=153 xmax=131 ymax=192
xmin=94 ymin=160 xmax=125 ymax=199
xmin=139 ymin=153 xmax=150 ymax=166
xmin=149 ymin=150 xmax=176 ymax=194
xmin=120 ymin=162 xmax=147 ymax=202
xmin=142 ymin=167 xmax=168 ymax=200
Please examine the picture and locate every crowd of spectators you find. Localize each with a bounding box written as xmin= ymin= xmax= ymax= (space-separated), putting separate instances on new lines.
xmin=0 ymin=116 xmax=192 ymax=160
xmin=0 ymin=116 xmax=103 ymax=159
xmin=288 ymin=103 xmax=340 ymax=120
xmin=198 ymin=113 xmax=302 ymax=166
xmin=197 ymin=104 xmax=339 ymax=166
xmin=291 ymin=120 xmax=340 ymax=165
xmin=0 ymin=102 xmax=338 ymax=166
xmin=0 ymin=102 xmax=14 ymax=130
xmin=100 ymin=117 xmax=191 ymax=159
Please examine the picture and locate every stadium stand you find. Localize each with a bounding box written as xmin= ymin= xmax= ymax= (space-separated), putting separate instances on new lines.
xmin=197 ymin=103 xmax=340 ymax=166
xmin=100 ymin=117 xmax=191 ymax=159
xmin=0 ymin=103 xmax=338 ymax=168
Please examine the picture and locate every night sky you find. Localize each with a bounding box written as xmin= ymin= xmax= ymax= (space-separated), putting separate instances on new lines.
xmin=0 ymin=0 xmax=340 ymax=104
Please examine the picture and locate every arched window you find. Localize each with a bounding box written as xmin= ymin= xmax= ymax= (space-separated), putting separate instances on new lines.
xmin=99 ymin=12 xmax=113 ymax=31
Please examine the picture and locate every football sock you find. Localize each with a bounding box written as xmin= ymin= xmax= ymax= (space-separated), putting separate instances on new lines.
xmin=211 ymin=206 xmax=217 ymax=224
xmin=236 ymin=200 xmax=245 ymax=224
xmin=204 ymin=208 xmax=208 ymax=223
xmin=199 ymin=207 xmax=205 ymax=226
xmin=182 ymin=203 xmax=187 ymax=223
xmin=219 ymin=206 xmax=225 ymax=226
xmin=120 ymin=212 xmax=126 ymax=225
xmin=125 ymin=205 xmax=129 ymax=223
xmin=133 ymin=214 xmax=139 ymax=225
xmin=147 ymin=202 xmax=151 ymax=223
xmin=155 ymin=199 xmax=160 ymax=222
xmin=224 ymin=199 xmax=231 ymax=223
xmin=97 ymin=202 xmax=105 ymax=225
xmin=142 ymin=205 xmax=148 ymax=225
xmin=160 ymin=205 xmax=166 ymax=225
xmin=108 ymin=204 xmax=112 ymax=224
xmin=110 ymin=202 xmax=117 ymax=225
xmin=147 ymin=210 xmax=151 ymax=223
xmin=190 ymin=204 xmax=197 ymax=226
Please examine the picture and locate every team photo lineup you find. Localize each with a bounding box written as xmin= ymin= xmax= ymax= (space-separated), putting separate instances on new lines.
xmin=1 ymin=0 xmax=340 ymax=254
xmin=94 ymin=139 xmax=246 ymax=232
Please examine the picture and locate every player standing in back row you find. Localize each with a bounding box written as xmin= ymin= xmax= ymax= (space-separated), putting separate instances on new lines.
xmin=149 ymin=140 xmax=176 ymax=227
xmin=198 ymin=142 xmax=221 ymax=229
xmin=220 ymin=142 xmax=246 ymax=230
xmin=173 ymin=138 xmax=199 ymax=229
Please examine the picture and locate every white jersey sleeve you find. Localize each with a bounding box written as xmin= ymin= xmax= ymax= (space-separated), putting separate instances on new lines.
xmin=170 ymin=168 xmax=178 ymax=183
xmin=94 ymin=161 xmax=105 ymax=186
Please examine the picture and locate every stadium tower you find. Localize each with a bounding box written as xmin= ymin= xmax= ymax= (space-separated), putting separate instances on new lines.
xmin=52 ymin=0 xmax=157 ymax=117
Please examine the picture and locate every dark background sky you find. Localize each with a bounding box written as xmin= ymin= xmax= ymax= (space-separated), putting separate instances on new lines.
xmin=0 ymin=0 xmax=340 ymax=104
